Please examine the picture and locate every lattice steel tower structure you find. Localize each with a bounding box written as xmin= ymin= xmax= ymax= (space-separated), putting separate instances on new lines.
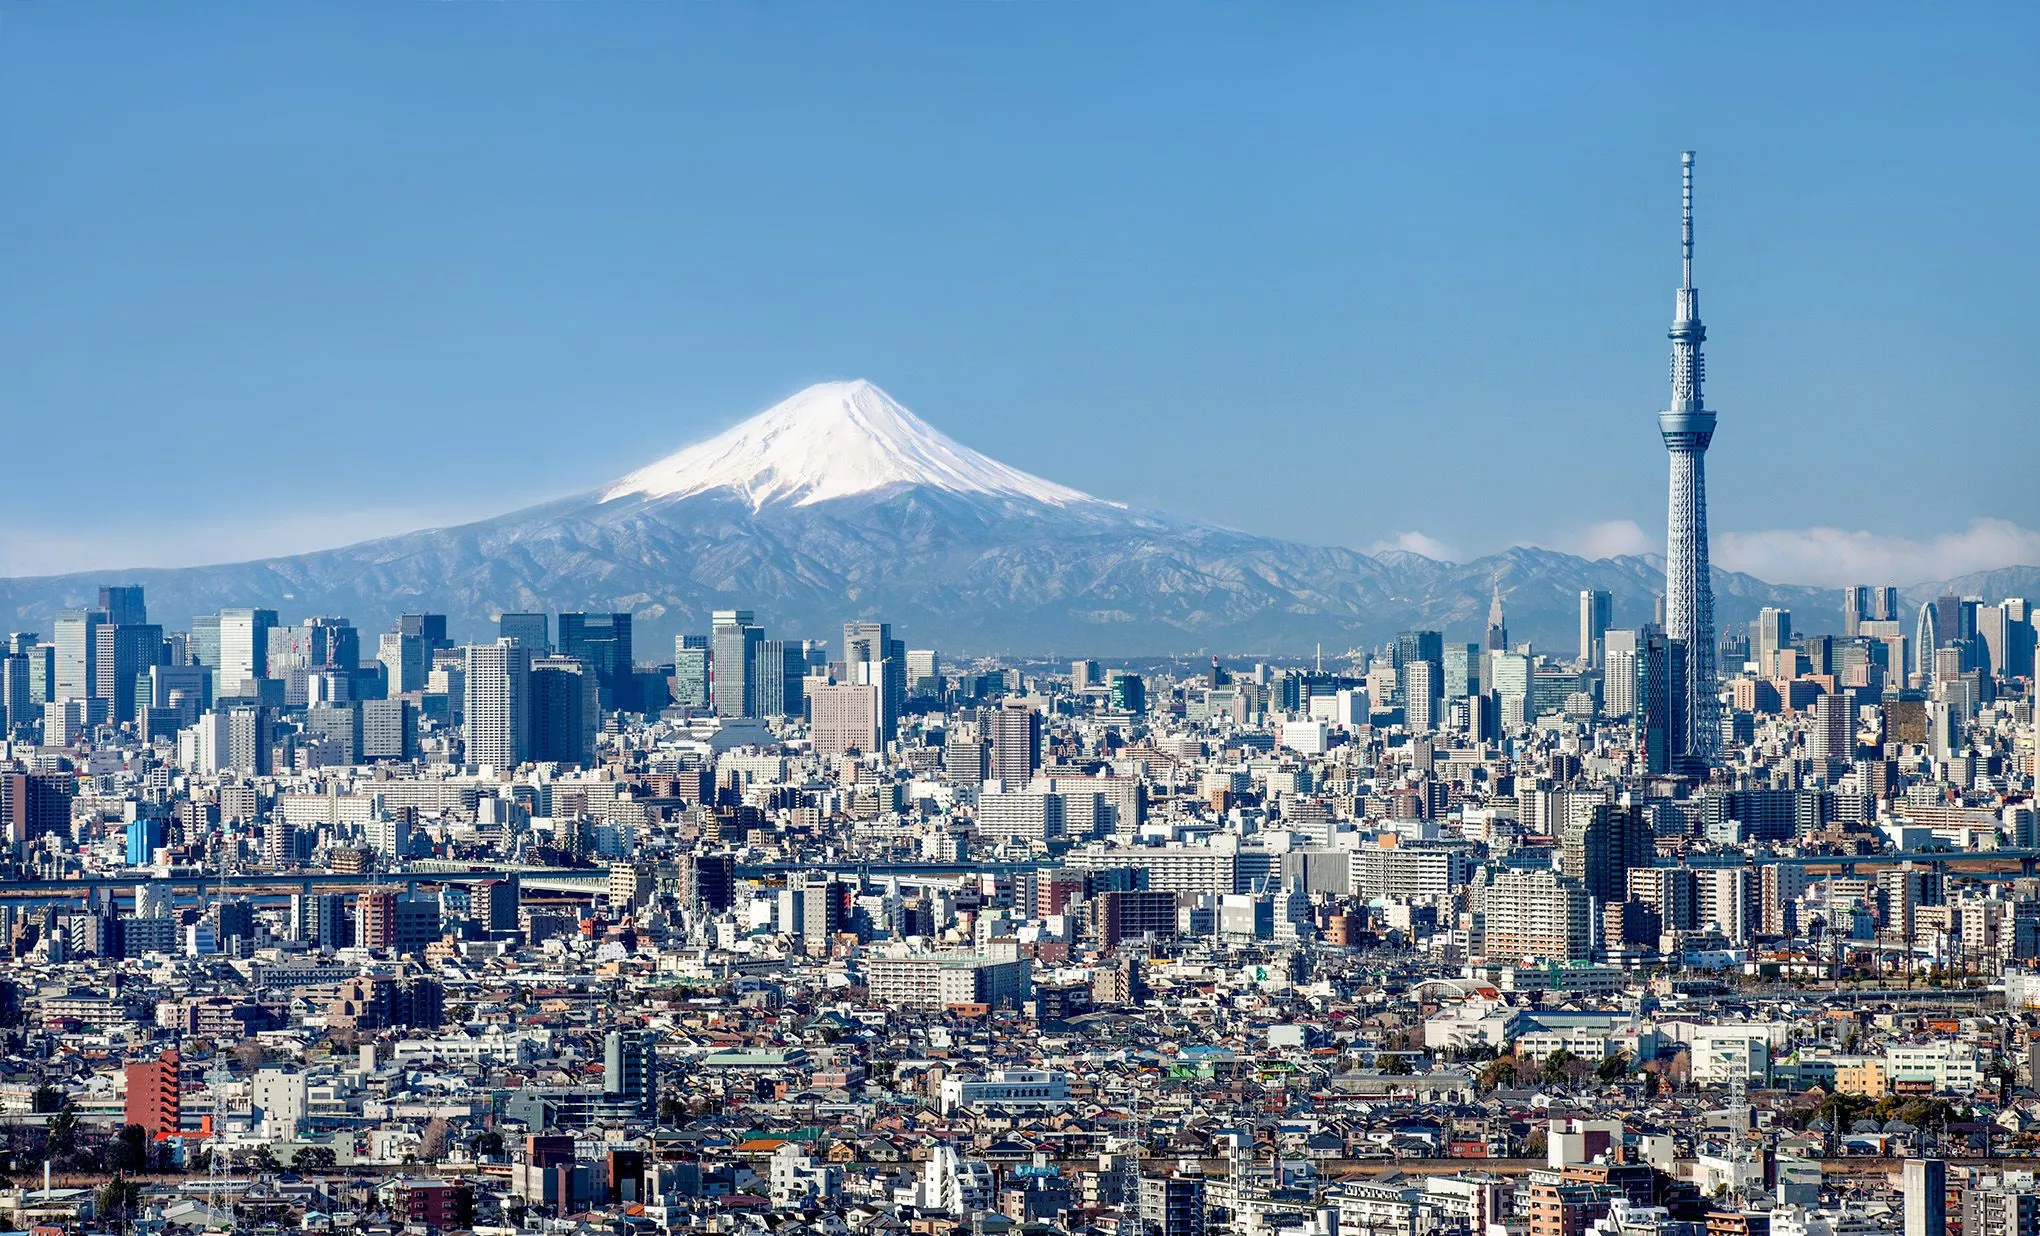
xmin=1659 ymin=151 xmax=1719 ymax=766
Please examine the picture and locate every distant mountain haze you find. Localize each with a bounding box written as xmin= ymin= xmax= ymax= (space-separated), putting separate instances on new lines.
xmin=1 ymin=381 xmax=2032 ymax=655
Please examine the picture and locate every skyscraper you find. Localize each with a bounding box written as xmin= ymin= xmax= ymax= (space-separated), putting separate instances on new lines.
xmin=711 ymin=610 xmax=762 ymax=717
xmin=754 ymin=639 xmax=807 ymax=719
xmin=986 ymin=702 xmax=1042 ymax=784
xmin=557 ymin=612 xmax=632 ymax=709
xmin=1659 ymin=151 xmax=1719 ymax=767
xmin=1393 ymin=629 xmax=1443 ymax=713
xmin=1842 ymin=585 xmax=1898 ymax=638
xmin=1603 ymin=629 xmax=1639 ymax=718
xmin=1915 ymin=601 xmax=1940 ymax=681
xmin=1753 ymin=607 xmax=1791 ymax=677
xmin=97 ymin=621 xmax=163 ymax=724
xmin=498 ymin=613 xmax=551 ymax=654
xmin=464 ymin=639 xmax=531 ymax=770
xmin=1404 ymin=660 xmax=1440 ymax=732
xmin=530 ymin=655 xmax=598 ymax=766
xmin=1484 ymin=577 xmax=1508 ymax=652
xmin=1561 ymin=804 xmax=1654 ymax=907
xmin=1578 ymin=590 xmax=1612 ymax=668
xmin=843 ymin=620 xmax=905 ymax=740
xmin=1442 ymin=642 xmax=1479 ymax=701
xmin=218 ymin=608 xmax=280 ymax=695
xmin=379 ymin=631 xmax=429 ymax=695
xmin=1635 ymin=623 xmax=1689 ymax=776
xmin=53 ymin=610 xmax=103 ymax=703
xmin=397 ymin=614 xmax=450 ymax=651
xmin=672 ymin=635 xmax=710 ymax=709
xmin=97 ymin=585 xmax=146 ymax=627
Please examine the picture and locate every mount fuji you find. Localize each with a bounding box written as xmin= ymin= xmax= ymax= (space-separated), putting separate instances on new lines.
xmin=0 ymin=379 xmax=1936 ymax=653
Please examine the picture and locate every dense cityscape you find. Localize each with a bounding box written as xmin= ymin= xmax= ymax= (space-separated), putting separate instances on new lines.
xmin=0 ymin=158 xmax=2030 ymax=1231
xmin=1 ymin=12 xmax=2034 ymax=1236
xmin=0 ymin=551 xmax=2035 ymax=1235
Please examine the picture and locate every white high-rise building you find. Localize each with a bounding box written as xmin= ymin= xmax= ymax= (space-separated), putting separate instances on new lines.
xmin=52 ymin=610 xmax=100 ymax=703
xmin=464 ymin=639 xmax=531 ymax=770
xmin=1578 ymin=590 xmax=1612 ymax=669
xmin=1603 ymin=629 xmax=1639 ymax=718
xmin=218 ymin=608 xmax=279 ymax=695
xmin=1404 ymin=661 xmax=1439 ymax=732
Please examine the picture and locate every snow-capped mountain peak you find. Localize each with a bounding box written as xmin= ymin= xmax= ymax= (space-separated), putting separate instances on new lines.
xmin=602 ymin=379 xmax=1107 ymax=510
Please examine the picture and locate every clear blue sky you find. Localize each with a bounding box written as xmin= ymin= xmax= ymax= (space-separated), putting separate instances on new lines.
xmin=2 ymin=4 xmax=2035 ymax=586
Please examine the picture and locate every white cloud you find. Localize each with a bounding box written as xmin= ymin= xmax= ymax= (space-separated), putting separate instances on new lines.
xmin=1366 ymin=531 xmax=1461 ymax=562
xmin=0 ymin=507 xmax=492 ymax=578
xmin=1521 ymin=516 xmax=2040 ymax=588
xmin=1712 ymin=518 xmax=2040 ymax=588
xmin=1542 ymin=519 xmax=1654 ymax=560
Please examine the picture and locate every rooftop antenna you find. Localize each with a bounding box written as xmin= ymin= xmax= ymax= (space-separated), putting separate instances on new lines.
xmin=1681 ymin=149 xmax=1695 ymax=290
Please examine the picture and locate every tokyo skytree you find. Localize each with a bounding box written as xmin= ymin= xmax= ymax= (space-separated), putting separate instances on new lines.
xmin=1659 ymin=151 xmax=1719 ymax=766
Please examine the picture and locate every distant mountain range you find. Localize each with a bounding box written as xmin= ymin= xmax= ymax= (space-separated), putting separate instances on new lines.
xmin=1 ymin=380 xmax=2033 ymax=656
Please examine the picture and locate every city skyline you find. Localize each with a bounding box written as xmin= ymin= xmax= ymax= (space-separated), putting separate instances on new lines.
xmin=5 ymin=11 xmax=2039 ymax=1226
xmin=0 ymin=374 xmax=2029 ymax=657
xmin=1 ymin=7 xmax=2036 ymax=584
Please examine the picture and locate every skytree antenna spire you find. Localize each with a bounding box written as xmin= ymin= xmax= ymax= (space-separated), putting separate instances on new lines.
xmin=1682 ymin=151 xmax=1694 ymax=288
xmin=1660 ymin=150 xmax=1719 ymax=768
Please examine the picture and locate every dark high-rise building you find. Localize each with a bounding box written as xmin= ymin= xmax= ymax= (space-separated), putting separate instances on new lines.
xmin=97 ymin=585 xmax=147 ymax=627
xmin=531 ymin=655 xmax=598 ymax=766
xmin=1635 ymin=624 xmax=1689 ymax=776
xmin=1109 ymin=672 xmax=1147 ymax=713
xmin=0 ymin=652 xmax=30 ymax=732
xmin=558 ymin=612 xmax=633 ymax=709
xmin=2 ymin=770 xmax=74 ymax=847
xmin=678 ymin=853 xmax=736 ymax=911
xmin=95 ymin=621 xmax=163 ymax=724
xmin=1561 ymin=804 xmax=1654 ymax=907
xmin=1095 ymin=890 xmax=1178 ymax=949
xmin=397 ymin=614 xmax=450 ymax=651
xmin=499 ymin=613 xmax=551 ymax=654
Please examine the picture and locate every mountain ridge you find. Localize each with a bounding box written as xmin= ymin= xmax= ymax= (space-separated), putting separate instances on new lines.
xmin=0 ymin=381 xmax=2034 ymax=654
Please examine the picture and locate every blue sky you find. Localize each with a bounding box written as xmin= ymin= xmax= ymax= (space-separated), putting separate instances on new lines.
xmin=1 ymin=4 xmax=2035 ymax=586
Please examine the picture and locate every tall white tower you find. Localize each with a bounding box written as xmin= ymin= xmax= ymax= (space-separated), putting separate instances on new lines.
xmin=1659 ymin=151 xmax=1719 ymax=767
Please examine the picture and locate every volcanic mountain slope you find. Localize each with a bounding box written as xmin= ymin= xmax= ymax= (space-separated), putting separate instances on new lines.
xmin=0 ymin=379 xmax=2005 ymax=653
